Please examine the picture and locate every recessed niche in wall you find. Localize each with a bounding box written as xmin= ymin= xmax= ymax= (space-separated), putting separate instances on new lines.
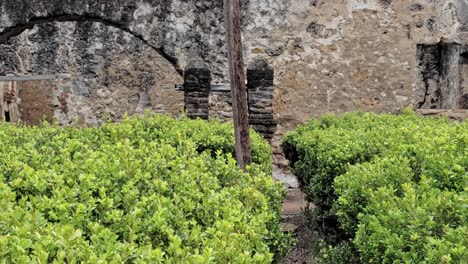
xmin=0 ymin=79 xmax=55 ymax=124
xmin=460 ymin=50 xmax=468 ymax=108
xmin=0 ymin=81 xmax=19 ymax=122
xmin=416 ymin=43 xmax=468 ymax=109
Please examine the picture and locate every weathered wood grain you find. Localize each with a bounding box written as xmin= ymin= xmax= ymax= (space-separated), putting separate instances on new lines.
xmin=224 ymin=0 xmax=252 ymax=170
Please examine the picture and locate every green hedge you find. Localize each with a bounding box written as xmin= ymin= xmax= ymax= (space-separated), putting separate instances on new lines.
xmin=0 ymin=114 xmax=289 ymax=263
xmin=282 ymin=110 xmax=467 ymax=263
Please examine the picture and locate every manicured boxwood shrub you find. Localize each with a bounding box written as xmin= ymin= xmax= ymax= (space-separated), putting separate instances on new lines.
xmin=0 ymin=114 xmax=289 ymax=263
xmin=283 ymin=110 xmax=467 ymax=263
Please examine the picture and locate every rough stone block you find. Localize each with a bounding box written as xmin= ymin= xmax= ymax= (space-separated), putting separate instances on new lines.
xmin=247 ymin=79 xmax=274 ymax=90
xmin=249 ymin=113 xmax=275 ymax=120
xmin=249 ymin=118 xmax=277 ymax=126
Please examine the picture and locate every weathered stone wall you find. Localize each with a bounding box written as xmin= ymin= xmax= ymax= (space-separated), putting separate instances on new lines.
xmin=241 ymin=0 xmax=468 ymax=166
xmin=417 ymin=43 xmax=468 ymax=109
xmin=1 ymin=0 xmax=467 ymax=165
xmin=0 ymin=19 xmax=183 ymax=125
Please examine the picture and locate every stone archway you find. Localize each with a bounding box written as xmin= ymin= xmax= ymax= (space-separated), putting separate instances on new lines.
xmin=0 ymin=14 xmax=182 ymax=74
xmin=0 ymin=16 xmax=184 ymax=125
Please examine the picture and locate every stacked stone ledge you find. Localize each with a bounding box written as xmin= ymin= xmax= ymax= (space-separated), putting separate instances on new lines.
xmin=184 ymin=62 xmax=211 ymax=120
xmin=247 ymin=58 xmax=277 ymax=140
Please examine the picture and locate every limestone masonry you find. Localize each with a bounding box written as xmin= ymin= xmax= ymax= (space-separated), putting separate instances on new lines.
xmin=1 ymin=0 xmax=467 ymax=166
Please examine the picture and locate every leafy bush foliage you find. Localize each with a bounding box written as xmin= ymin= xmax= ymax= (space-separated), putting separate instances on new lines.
xmin=0 ymin=114 xmax=289 ymax=263
xmin=283 ymin=110 xmax=467 ymax=263
xmin=317 ymin=241 xmax=360 ymax=264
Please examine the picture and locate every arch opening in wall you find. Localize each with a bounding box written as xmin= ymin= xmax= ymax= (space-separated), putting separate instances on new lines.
xmin=0 ymin=18 xmax=184 ymax=125
xmin=0 ymin=14 xmax=182 ymax=74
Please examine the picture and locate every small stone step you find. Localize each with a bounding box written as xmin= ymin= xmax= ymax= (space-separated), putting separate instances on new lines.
xmin=282 ymin=223 xmax=299 ymax=233
xmin=282 ymin=189 xmax=311 ymax=216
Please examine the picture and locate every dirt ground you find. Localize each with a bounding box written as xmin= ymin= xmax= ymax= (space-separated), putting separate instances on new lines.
xmin=281 ymin=214 xmax=320 ymax=264
xmin=277 ymin=170 xmax=320 ymax=264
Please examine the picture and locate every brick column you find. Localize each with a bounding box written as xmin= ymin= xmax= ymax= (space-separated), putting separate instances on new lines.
xmin=184 ymin=62 xmax=211 ymax=120
xmin=247 ymin=58 xmax=277 ymax=140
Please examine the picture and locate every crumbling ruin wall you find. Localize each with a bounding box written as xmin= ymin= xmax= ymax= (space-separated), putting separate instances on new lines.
xmin=1 ymin=0 xmax=467 ymax=164
xmin=0 ymin=20 xmax=184 ymax=125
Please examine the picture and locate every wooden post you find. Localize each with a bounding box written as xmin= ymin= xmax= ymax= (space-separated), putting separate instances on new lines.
xmin=224 ymin=0 xmax=252 ymax=170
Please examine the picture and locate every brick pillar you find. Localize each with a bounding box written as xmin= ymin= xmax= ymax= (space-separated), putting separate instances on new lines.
xmin=184 ymin=62 xmax=211 ymax=120
xmin=247 ymin=58 xmax=277 ymax=140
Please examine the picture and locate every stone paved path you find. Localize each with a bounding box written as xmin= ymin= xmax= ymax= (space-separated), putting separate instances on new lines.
xmin=273 ymin=165 xmax=319 ymax=263
xmin=282 ymin=189 xmax=308 ymax=216
xmin=272 ymin=166 xmax=308 ymax=218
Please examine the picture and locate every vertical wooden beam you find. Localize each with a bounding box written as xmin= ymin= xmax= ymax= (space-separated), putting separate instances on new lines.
xmin=224 ymin=0 xmax=252 ymax=170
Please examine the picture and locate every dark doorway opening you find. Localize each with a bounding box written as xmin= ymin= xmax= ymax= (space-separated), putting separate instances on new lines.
xmin=4 ymin=111 xmax=10 ymax=122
